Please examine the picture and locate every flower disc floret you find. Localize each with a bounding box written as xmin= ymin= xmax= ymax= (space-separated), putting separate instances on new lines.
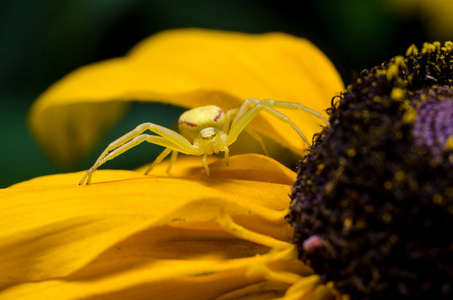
xmin=288 ymin=42 xmax=453 ymax=299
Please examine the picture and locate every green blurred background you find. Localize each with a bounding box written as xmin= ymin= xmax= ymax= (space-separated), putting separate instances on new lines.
xmin=0 ymin=0 xmax=446 ymax=187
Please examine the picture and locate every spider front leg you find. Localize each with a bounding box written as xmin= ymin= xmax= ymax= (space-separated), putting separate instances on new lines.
xmin=80 ymin=135 xmax=188 ymax=185
xmin=224 ymin=108 xmax=269 ymax=155
xmin=232 ymin=98 xmax=328 ymax=126
xmin=79 ymin=122 xmax=197 ymax=185
xmin=227 ymin=99 xmax=329 ymax=147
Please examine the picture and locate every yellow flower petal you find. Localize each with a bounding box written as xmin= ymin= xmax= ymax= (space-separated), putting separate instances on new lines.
xmin=217 ymin=282 xmax=291 ymax=299
xmin=136 ymin=153 xmax=296 ymax=185
xmin=0 ymin=177 xmax=290 ymax=283
xmin=1 ymin=250 xmax=306 ymax=299
xmin=278 ymin=275 xmax=322 ymax=300
xmin=0 ymin=155 xmax=319 ymax=299
xmin=10 ymin=154 xmax=295 ymax=187
xmin=29 ymin=28 xmax=344 ymax=166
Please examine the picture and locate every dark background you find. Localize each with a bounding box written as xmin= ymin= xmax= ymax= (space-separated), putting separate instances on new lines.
xmin=0 ymin=0 xmax=444 ymax=187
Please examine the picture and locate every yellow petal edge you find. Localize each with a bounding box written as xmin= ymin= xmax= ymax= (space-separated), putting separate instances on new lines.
xmin=29 ymin=28 xmax=344 ymax=166
xmin=0 ymin=154 xmax=341 ymax=299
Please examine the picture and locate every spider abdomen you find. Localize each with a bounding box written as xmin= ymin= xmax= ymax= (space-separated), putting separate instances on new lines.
xmin=178 ymin=105 xmax=225 ymax=142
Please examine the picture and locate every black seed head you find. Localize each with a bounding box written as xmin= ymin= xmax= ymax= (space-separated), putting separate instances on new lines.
xmin=288 ymin=42 xmax=453 ymax=299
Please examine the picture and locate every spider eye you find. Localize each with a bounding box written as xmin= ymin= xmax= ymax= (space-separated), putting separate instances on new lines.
xmin=200 ymin=128 xmax=217 ymax=140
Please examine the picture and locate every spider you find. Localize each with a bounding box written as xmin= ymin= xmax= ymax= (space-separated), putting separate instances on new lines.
xmin=79 ymin=98 xmax=329 ymax=184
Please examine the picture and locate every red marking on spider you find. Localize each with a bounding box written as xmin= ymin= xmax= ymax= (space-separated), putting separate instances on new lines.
xmin=303 ymin=235 xmax=323 ymax=251
xmin=213 ymin=109 xmax=223 ymax=122
xmin=178 ymin=120 xmax=197 ymax=127
xmin=79 ymin=99 xmax=330 ymax=185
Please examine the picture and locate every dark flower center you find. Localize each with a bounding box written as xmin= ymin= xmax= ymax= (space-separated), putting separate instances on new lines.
xmin=288 ymin=42 xmax=453 ymax=300
xmin=412 ymin=97 xmax=453 ymax=161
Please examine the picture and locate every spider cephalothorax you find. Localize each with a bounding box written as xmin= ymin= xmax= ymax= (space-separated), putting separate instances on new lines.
xmin=179 ymin=106 xmax=228 ymax=157
xmin=79 ymin=98 xmax=328 ymax=184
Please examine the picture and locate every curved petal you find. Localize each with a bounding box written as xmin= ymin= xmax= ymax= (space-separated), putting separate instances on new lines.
xmin=135 ymin=153 xmax=297 ymax=185
xmin=217 ymin=282 xmax=291 ymax=299
xmin=0 ymin=250 xmax=310 ymax=299
xmin=29 ymin=28 xmax=344 ymax=166
xmin=0 ymin=179 xmax=291 ymax=283
xmin=0 ymin=155 xmax=311 ymax=299
xmin=10 ymin=154 xmax=295 ymax=187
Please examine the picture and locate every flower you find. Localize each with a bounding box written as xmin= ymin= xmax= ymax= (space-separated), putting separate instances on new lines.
xmin=1 ymin=29 xmax=344 ymax=299
xmin=289 ymin=42 xmax=453 ymax=299
xmin=0 ymin=154 xmax=328 ymax=299
xmin=28 ymin=28 xmax=343 ymax=167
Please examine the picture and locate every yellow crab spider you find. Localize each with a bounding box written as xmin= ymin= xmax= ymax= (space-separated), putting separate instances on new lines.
xmin=79 ymin=98 xmax=329 ymax=185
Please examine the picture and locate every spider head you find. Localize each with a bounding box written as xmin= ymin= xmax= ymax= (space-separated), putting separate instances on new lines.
xmin=193 ymin=127 xmax=227 ymax=155
xmin=178 ymin=105 xmax=226 ymax=143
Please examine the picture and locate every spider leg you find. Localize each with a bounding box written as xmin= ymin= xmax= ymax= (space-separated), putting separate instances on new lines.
xmin=167 ymin=150 xmax=178 ymax=173
xmin=144 ymin=147 xmax=172 ymax=175
xmin=88 ymin=123 xmax=192 ymax=176
xmin=231 ymin=98 xmax=260 ymax=125
xmin=245 ymin=128 xmax=269 ymax=156
xmin=224 ymin=107 xmax=268 ymax=156
xmin=101 ymin=135 xmax=188 ymax=166
xmin=224 ymin=146 xmax=230 ymax=166
xmin=202 ymin=153 xmax=210 ymax=176
xmin=227 ymin=99 xmax=326 ymax=147
xmin=80 ymin=123 xmax=197 ymax=185
xmin=234 ymin=98 xmax=329 ymax=126
xmin=144 ymin=147 xmax=179 ymax=175
xmin=80 ymin=134 xmax=191 ymax=185
xmin=223 ymin=108 xmax=239 ymax=134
